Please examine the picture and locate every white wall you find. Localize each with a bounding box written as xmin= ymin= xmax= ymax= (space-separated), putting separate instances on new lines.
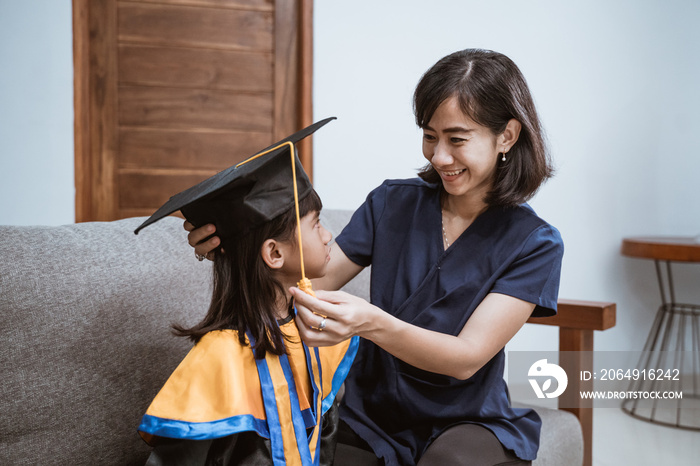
xmin=313 ymin=0 xmax=700 ymax=352
xmin=0 ymin=0 xmax=74 ymax=225
xmin=1 ymin=0 xmax=699 ymax=352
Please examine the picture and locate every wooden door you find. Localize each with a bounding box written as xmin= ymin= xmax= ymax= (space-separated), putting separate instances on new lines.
xmin=73 ymin=0 xmax=313 ymax=222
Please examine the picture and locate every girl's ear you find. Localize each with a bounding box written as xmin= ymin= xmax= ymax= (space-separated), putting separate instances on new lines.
xmin=261 ymin=239 xmax=285 ymax=269
xmin=499 ymin=118 xmax=522 ymax=151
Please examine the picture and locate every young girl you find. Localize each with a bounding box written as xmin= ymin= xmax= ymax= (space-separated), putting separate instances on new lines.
xmin=135 ymin=119 xmax=357 ymax=466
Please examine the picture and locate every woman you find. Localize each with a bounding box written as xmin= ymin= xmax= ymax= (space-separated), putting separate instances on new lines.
xmin=187 ymin=49 xmax=563 ymax=466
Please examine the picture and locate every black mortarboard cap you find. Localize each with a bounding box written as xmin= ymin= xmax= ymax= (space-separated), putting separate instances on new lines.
xmin=133 ymin=117 xmax=336 ymax=242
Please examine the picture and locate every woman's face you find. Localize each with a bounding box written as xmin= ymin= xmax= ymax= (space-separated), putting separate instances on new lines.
xmin=422 ymin=95 xmax=501 ymax=204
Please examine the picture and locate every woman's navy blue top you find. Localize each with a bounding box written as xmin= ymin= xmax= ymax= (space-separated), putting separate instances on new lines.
xmin=334 ymin=178 xmax=564 ymax=465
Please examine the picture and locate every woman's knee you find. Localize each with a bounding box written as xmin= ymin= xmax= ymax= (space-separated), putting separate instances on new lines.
xmin=417 ymin=424 xmax=530 ymax=466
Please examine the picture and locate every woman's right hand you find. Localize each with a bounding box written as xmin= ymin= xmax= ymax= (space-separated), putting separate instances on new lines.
xmin=291 ymin=288 xmax=382 ymax=347
xmin=184 ymin=221 xmax=221 ymax=260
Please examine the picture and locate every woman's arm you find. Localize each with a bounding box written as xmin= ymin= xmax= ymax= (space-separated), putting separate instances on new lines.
xmin=292 ymin=289 xmax=535 ymax=380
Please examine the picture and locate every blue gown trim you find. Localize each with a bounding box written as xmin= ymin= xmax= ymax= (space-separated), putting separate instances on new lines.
xmin=251 ymin=336 xmax=287 ymax=466
xmin=303 ymin=344 xmax=324 ymax=464
xmin=278 ymin=351 xmax=317 ymax=465
xmin=323 ymin=335 xmax=359 ymax=413
xmin=137 ymin=412 xmax=269 ymax=440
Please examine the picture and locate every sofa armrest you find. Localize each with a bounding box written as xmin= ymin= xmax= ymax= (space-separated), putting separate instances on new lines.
xmin=527 ymin=299 xmax=616 ymax=331
xmin=527 ymin=299 xmax=617 ymax=466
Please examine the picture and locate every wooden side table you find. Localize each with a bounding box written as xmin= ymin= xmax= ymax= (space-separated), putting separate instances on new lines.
xmin=621 ymin=236 xmax=700 ymax=430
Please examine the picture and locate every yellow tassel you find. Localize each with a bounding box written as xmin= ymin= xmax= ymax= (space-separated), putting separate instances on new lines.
xmin=240 ymin=141 xmax=315 ymax=299
xmin=296 ymin=277 xmax=315 ymax=297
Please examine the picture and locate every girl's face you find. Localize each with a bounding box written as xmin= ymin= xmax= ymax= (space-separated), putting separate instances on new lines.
xmin=422 ymin=95 xmax=502 ymax=205
xmin=283 ymin=210 xmax=332 ymax=280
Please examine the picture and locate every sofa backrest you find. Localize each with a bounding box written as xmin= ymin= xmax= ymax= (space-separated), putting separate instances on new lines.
xmin=0 ymin=211 xmax=363 ymax=465
xmin=1 ymin=217 xmax=213 ymax=464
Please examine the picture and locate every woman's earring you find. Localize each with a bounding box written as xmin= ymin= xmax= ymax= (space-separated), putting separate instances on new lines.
xmin=501 ymin=152 xmax=507 ymax=162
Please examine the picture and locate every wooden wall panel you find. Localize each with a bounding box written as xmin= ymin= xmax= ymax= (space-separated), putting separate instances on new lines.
xmin=118 ymin=86 xmax=273 ymax=131
xmin=273 ymin=0 xmax=298 ymax=142
xmin=74 ymin=0 xmax=120 ymax=222
xmin=297 ymin=0 xmax=313 ymax=167
xmin=119 ymin=128 xmax=271 ymax=170
xmin=75 ymin=0 xmax=313 ymax=222
xmin=118 ymin=2 xmax=273 ymax=51
xmin=129 ymin=0 xmax=273 ymax=10
xmin=118 ymin=44 xmax=274 ymax=91
xmin=73 ymin=1 xmax=91 ymax=222
xmin=118 ymin=172 xmax=217 ymax=209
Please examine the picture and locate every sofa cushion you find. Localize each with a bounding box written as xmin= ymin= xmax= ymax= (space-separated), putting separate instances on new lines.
xmin=514 ymin=403 xmax=584 ymax=466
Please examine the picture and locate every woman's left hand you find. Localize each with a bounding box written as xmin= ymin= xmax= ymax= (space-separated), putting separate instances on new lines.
xmin=290 ymin=288 xmax=378 ymax=346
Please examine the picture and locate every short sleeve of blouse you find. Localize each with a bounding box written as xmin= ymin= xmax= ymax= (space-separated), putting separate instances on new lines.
xmin=491 ymin=223 xmax=564 ymax=317
xmin=334 ymin=182 xmax=389 ymax=268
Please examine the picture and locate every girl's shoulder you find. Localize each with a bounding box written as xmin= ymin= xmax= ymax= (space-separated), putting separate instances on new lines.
xmin=197 ymin=329 xmax=246 ymax=352
xmin=181 ymin=330 xmax=259 ymax=379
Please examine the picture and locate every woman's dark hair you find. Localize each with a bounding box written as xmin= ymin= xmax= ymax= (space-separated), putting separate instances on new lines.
xmin=413 ymin=48 xmax=553 ymax=206
xmin=173 ymin=190 xmax=323 ymax=358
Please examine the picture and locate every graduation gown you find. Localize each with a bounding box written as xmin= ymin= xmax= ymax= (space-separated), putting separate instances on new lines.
xmin=138 ymin=316 xmax=359 ymax=466
xmin=334 ymin=178 xmax=564 ymax=465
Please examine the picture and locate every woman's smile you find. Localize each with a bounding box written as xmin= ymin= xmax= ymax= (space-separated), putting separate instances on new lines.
xmin=439 ymin=168 xmax=467 ymax=178
xmin=441 ymin=168 xmax=466 ymax=177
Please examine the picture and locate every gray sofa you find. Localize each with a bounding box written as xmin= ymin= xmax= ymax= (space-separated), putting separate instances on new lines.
xmin=0 ymin=211 xmax=582 ymax=465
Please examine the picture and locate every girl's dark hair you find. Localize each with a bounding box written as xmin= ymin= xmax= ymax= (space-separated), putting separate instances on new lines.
xmin=172 ymin=190 xmax=323 ymax=358
xmin=413 ymin=48 xmax=553 ymax=206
